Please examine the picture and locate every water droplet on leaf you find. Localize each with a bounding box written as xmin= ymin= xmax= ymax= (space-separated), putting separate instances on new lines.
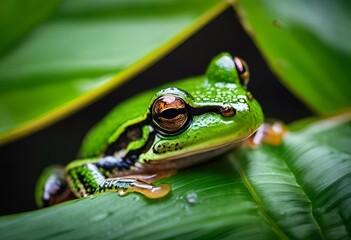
xmin=185 ymin=192 xmax=198 ymax=205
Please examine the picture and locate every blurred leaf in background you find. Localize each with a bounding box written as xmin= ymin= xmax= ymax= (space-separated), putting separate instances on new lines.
xmin=234 ymin=0 xmax=351 ymax=114
xmin=0 ymin=0 xmax=225 ymax=145
xmin=0 ymin=0 xmax=61 ymax=56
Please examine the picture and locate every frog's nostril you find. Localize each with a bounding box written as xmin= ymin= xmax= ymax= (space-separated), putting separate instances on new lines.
xmin=246 ymin=92 xmax=254 ymax=100
xmin=219 ymin=105 xmax=236 ymax=117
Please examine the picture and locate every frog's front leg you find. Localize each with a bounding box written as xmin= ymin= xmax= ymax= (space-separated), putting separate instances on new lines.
xmin=245 ymin=121 xmax=287 ymax=148
xmin=66 ymin=158 xmax=171 ymax=200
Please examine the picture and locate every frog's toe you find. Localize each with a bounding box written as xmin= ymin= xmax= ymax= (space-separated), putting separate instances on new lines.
xmin=245 ymin=121 xmax=287 ymax=148
xmin=116 ymin=179 xmax=171 ymax=199
xmin=131 ymin=182 xmax=171 ymax=199
xmin=35 ymin=165 xmax=75 ymax=207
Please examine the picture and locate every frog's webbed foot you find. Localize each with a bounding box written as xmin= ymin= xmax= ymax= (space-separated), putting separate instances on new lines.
xmin=67 ymin=163 xmax=172 ymax=199
xmin=245 ymin=121 xmax=287 ymax=149
xmin=115 ymin=169 xmax=176 ymax=198
xmin=35 ymin=165 xmax=75 ymax=208
xmin=120 ymin=169 xmax=177 ymax=184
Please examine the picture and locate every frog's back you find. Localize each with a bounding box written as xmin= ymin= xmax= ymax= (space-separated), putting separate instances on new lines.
xmin=79 ymin=90 xmax=154 ymax=158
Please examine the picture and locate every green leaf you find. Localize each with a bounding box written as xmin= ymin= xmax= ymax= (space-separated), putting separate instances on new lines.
xmin=0 ymin=0 xmax=61 ymax=57
xmin=1 ymin=113 xmax=350 ymax=239
xmin=233 ymin=113 xmax=351 ymax=239
xmin=233 ymin=0 xmax=351 ymax=114
xmin=0 ymin=0 xmax=226 ymax=145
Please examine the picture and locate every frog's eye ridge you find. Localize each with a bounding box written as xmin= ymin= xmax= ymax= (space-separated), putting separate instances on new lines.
xmin=233 ymin=56 xmax=250 ymax=87
xmin=152 ymin=95 xmax=189 ymax=135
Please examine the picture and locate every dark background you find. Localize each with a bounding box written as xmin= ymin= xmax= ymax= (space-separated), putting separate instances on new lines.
xmin=0 ymin=8 xmax=312 ymax=215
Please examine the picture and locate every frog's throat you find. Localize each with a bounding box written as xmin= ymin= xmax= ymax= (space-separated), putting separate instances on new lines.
xmin=141 ymin=138 xmax=247 ymax=171
xmin=141 ymin=120 xmax=264 ymax=171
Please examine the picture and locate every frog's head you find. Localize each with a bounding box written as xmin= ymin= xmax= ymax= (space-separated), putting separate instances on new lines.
xmin=141 ymin=53 xmax=264 ymax=167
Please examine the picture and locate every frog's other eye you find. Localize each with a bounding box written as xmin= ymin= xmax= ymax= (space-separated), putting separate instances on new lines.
xmin=152 ymin=95 xmax=189 ymax=134
xmin=233 ymin=56 xmax=249 ymax=87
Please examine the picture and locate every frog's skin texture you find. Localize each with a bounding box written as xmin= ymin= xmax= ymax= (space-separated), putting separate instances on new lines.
xmin=36 ymin=53 xmax=264 ymax=207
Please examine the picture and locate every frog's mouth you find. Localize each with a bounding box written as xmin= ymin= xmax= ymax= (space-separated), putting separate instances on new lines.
xmin=141 ymin=123 xmax=263 ymax=172
xmin=141 ymin=140 xmax=242 ymax=171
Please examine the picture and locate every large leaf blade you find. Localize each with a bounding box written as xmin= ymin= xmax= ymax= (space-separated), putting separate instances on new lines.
xmin=0 ymin=160 xmax=278 ymax=239
xmin=0 ymin=0 xmax=226 ymax=144
xmin=233 ymin=150 xmax=321 ymax=239
xmin=1 ymin=113 xmax=350 ymax=239
xmin=233 ymin=113 xmax=351 ymax=239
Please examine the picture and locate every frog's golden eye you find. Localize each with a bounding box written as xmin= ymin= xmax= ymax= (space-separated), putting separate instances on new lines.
xmin=152 ymin=95 xmax=189 ymax=134
xmin=233 ymin=56 xmax=249 ymax=87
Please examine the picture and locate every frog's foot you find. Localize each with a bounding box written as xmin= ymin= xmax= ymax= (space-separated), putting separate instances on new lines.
xmin=245 ymin=121 xmax=287 ymax=149
xmin=67 ymin=163 xmax=171 ymax=199
xmin=115 ymin=170 xmax=176 ymax=198
xmin=117 ymin=179 xmax=171 ymax=199
xmin=120 ymin=169 xmax=177 ymax=184
xmin=35 ymin=165 xmax=75 ymax=208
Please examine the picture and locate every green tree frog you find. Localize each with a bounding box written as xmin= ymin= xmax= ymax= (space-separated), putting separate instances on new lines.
xmin=36 ymin=53 xmax=264 ymax=207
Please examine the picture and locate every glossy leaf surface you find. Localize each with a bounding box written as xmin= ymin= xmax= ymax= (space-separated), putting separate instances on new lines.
xmin=234 ymin=0 xmax=351 ymax=114
xmin=0 ymin=0 xmax=225 ymax=144
xmin=1 ymin=113 xmax=350 ymax=239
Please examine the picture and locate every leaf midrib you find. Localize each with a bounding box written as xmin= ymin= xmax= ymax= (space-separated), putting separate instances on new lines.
xmin=233 ymin=159 xmax=289 ymax=240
